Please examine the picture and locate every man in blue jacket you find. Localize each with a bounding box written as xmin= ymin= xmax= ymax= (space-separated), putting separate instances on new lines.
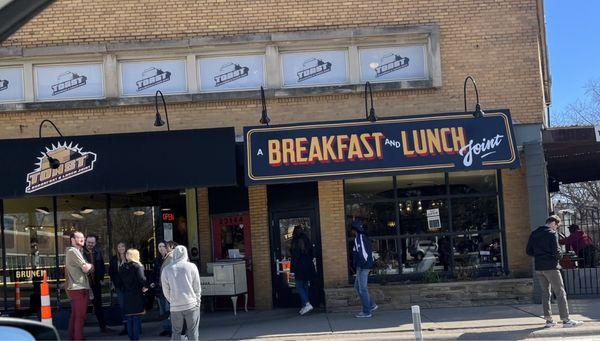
xmin=351 ymin=220 xmax=377 ymax=318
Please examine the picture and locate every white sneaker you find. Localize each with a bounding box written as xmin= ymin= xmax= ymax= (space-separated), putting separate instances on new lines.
xmin=300 ymin=303 xmax=313 ymax=315
xmin=563 ymin=319 xmax=584 ymax=328
xmin=544 ymin=320 xmax=556 ymax=328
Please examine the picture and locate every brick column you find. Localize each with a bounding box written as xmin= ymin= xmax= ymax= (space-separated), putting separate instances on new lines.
xmin=248 ymin=185 xmax=272 ymax=309
xmin=501 ymin=159 xmax=532 ymax=275
xmin=197 ymin=188 xmax=212 ymax=273
xmin=318 ymin=180 xmax=348 ymax=288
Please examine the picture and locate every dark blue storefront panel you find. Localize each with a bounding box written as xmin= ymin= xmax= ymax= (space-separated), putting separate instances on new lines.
xmin=244 ymin=110 xmax=519 ymax=184
xmin=0 ymin=127 xmax=237 ymax=198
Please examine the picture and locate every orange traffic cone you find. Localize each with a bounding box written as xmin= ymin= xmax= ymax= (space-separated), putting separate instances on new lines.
xmin=40 ymin=271 xmax=52 ymax=325
xmin=15 ymin=279 xmax=21 ymax=311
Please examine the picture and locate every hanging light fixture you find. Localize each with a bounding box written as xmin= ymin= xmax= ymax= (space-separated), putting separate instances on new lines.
xmin=70 ymin=212 xmax=84 ymax=219
xmin=154 ymin=90 xmax=170 ymax=131
xmin=133 ymin=209 xmax=146 ymax=216
xmin=80 ymin=207 xmax=94 ymax=214
xmin=463 ymin=76 xmax=485 ymax=118
xmin=364 ymin=82 xmax=378 ymax=122
xmin=259 ymin=86 xmax=270 ymax=125
xmin=38 ymin=119 xmax=64 ymax=169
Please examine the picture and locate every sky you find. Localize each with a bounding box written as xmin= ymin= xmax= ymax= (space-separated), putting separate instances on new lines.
xmin=544 ymin=0 xmax=600 ymax=120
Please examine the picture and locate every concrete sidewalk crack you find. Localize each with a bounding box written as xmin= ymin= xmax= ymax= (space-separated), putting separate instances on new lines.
xmin=229 ymin=323 xmax=243 ymax=340
xmin=511 ymin=304 xmax=546 ymax=320
xmin=325 ymin=312 xmax=334 ymax=334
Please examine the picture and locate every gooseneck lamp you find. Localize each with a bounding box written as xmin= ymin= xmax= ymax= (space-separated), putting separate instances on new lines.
xmin=154 ymin=90 xmax=170 ymax=131
xmin=259 ymin=86 xmax=271 ymax=125
xmin=463 ymin=76 xmax=485 ymax=118
xmin=364 ymin=82 xmax=377 ymax=122
xmin=38 ymin=119 xmax=63 ymax=169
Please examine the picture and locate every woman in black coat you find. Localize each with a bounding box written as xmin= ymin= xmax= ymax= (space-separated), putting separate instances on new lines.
xmin=290 ymin=225 xmax=315 ymax=315
xmin=119 ymin=248 xmax=147 ymax=341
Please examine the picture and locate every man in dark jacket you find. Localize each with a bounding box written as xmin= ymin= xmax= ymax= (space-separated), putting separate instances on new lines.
xmin=351 ymin=220 xmax=377 ymax=318
xmin=150 ymin=241 xmax=172 ymax=337
xmin=526 ymin=215 xmax=583 ymax=328
xmin=83 ymin=235 xmax=112 ymax=333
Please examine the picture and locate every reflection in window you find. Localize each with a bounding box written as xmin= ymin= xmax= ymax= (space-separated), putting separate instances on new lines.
xmin=110 ymin=193 xmax=156 ymax=265
xmin=2 ymin=197 xmax=57 ymax=313
xmin=399 ymin=199 xmax=448 ymax=234
xmin=400 ymin=236 xmax=450 ymax=273
xmin=344 ymin=177 xmax=394 ymax=202
xmin=451 ymin=196 xmax=499 ymax=232
xmin=453 ymin=233 xmax=503 ymax=276
xmin=449 ymin=170 xmax=497 ymax=194
xmin=346 ymin=202 xmax=396 ymax=237
xmin=396 ymin=173 xmax=445 ymax=198
xmin=371 ymin=239 xmax=400 ymax=275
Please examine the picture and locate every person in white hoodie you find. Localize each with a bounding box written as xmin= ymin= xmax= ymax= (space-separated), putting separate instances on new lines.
xmin=161 ymin=245 xmax=201 ymax=341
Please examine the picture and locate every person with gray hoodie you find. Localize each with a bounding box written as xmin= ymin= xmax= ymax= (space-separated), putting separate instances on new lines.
xmin=161 ymin=245 xmax=201 ymax=341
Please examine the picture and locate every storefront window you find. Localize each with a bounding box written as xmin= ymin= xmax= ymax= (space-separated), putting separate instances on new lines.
xmin=346 ymin=202 xmax=397 ymax=236
xmin=453 ymin=232 xmax=503 ymax=277
xmin=451 ymin=196 xmax=500 ymax=232
xmin=344 ymin=170 xmax=505 ymax=282
xmin=344 ymin=177 xmax=394 ymax=202
xmin=2 ymin=197 xmax=56 ymax=314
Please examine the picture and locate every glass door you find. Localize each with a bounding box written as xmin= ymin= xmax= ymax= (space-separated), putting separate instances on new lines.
xmin=271 ymin=210 xmax=322 ymax=308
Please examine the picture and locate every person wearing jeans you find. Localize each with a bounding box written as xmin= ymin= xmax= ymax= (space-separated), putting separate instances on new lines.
xmin=526 ymin=215 xmax=583 ymax=328
xmin=290 ymin=225 xmax=316 ymax=315
xmin=65 ymin=231 xmax=93 ymax=341
xmin=162 ymin=246 xmax=201 ymax=341
xmin=120 ymin=249 xmax=147 ymax=341
xmin=351 ymin=220 xmax=377 ymax=318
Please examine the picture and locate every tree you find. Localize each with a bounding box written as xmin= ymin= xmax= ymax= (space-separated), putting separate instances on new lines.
xmin=553 ymin=79 xmax=600 ymax=126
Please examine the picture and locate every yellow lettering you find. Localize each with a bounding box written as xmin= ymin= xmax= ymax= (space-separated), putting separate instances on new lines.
xmin=426 ymin=129 xmax=442 ymax=155
xmin=372 ymin=132 xmax=385 ymax=159
xmin=440 ymin=128 xmax=453 ymax=153
xmin=282 ymin=138 xmax=295 ymax=165
xmin=308 ymin=137 xmax=323 ymax=162
xmin=402 ymin=131 xmax=415 ymax=157
xmin=268 ymin=140 xmax=281 ymax=166
xmin=360 ymin=133 xmax=374 ymax=159
xmin=451 ymin=127 xmax=467 ymax=152
xmin=347 ymin=135 xmax=363 ymax=160
xmin=336 ymin=135 xmax=349 ymax=161
xmin=322 ymin=136 xmax=337 ymax=161
xmin=295 ymin=137 xmax=308 ymax=163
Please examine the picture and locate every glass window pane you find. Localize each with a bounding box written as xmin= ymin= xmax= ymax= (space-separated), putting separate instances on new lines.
xmin=399 ymin=199 xmax=449 ymax=234
xmin=449 ymin=170 xmax=497 ymax=195
xmin=371 ymin=238 xmax=400 ymax=276
xmin=2 ymin=197 xmax=56 ymax=314
xmin=400 ymin=236 xmax=450 ymax=273
xmin=57 ymin=195 xmax=109 ymax=308
xmin=344 ymin=176 xmax=394 ymax=201
xmin=453 ymin=232 xmax=503 ymax=277
xmin=396 ymin=173 xmax=446 ymax=198
xmin=451 ymin=196 xmax=499 ymax=232
xmin=346 ymin=202 xmax=397 ymax=237
xmin=110 ymin=193 xmax=157 ymax=265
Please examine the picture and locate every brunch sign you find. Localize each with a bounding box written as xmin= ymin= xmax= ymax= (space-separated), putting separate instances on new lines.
xmin=244 ymin=110 xmax=519 ymax=184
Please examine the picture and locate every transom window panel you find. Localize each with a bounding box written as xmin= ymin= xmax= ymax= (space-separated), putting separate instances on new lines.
xmin=198 ymin=55 xmax=265 ymax=92
xmin=35 ymin=63 xmax=104 ymax=101
xmin=0 ymin=67 xmax=24 ymax=103
xmin=359 ymin=45 xmax=428 ymax=83
xmin=120 ymin=59 xmax=188 ymax=96
xmin=281 ymin=50 xmax=348 ymax=87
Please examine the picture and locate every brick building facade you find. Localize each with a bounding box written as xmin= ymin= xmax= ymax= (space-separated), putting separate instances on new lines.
xmin=0 ymin=0 xmax=548 ymax=312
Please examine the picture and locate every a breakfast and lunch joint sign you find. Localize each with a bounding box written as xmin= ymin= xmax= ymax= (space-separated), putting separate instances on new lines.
xmin=244 ymin=110 xmax=519 ymax=184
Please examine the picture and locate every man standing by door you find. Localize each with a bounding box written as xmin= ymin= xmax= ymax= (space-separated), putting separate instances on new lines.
xmin=65 ymin=231 xmax=93 ymax=341
xmin=351 ymin=220 xmax=377 ymax=318
xmin=526 ymin=215 xmax=584 ymax=328
xmin=83 ymin=235 xmax=112 ymax=333
xmin=162 ymin=245 xmax=201 ymax=341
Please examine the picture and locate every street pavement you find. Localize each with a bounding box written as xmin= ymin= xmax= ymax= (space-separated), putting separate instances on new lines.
xmin=58 ymin=298 xmax=600 ymax=340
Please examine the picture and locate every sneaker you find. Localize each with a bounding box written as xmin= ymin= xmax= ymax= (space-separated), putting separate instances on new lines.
xmin=300 ymin=303 xmax=313 ymax=315
xmin=370 ymin=304 xmax=379 ymax=313
xmin=544 ymin=320 xmax=556 ymax=328
xmin=563 ymin=319 xmax=584 ymax=328
xmin=355 ymin=312 xmax=372 ymax=318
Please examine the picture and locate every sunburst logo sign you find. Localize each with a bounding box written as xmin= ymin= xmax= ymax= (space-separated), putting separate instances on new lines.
xmin=25 ymin=142 xmax=97 ymax=193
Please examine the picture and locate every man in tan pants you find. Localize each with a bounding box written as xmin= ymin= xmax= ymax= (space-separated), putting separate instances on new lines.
xmin=526 ymin=215 xmax=583 ymax=328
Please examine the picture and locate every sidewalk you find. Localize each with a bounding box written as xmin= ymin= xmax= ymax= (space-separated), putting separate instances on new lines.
xmin=60 ymin=298 xmax=600 ymax=340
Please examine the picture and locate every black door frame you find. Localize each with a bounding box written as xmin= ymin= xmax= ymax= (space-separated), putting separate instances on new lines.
xmin=270 ymin=208 xmax=324 ymax=308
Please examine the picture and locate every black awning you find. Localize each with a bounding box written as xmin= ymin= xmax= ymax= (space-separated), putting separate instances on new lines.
xmin=543 ymin=126 xmax=600 ymax=184
xmin=0 ymin=127 xmax=236 ymax=199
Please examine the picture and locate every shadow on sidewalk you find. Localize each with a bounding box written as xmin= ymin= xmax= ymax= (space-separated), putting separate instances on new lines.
xmin=456 ymin=327 xmax=544 ymax=340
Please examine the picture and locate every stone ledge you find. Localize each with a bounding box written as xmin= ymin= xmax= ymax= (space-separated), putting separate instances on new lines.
xmin=325 ymin=278 xmax=534 ymax=312
xmin=0 ymin=80 xmax=435 ymax=113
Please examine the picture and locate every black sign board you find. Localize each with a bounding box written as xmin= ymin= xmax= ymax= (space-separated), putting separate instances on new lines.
xmin=0 ymin=127 xmax=236 ymax=199
xmin=244 ymin=110 xmax=519 ymax=184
